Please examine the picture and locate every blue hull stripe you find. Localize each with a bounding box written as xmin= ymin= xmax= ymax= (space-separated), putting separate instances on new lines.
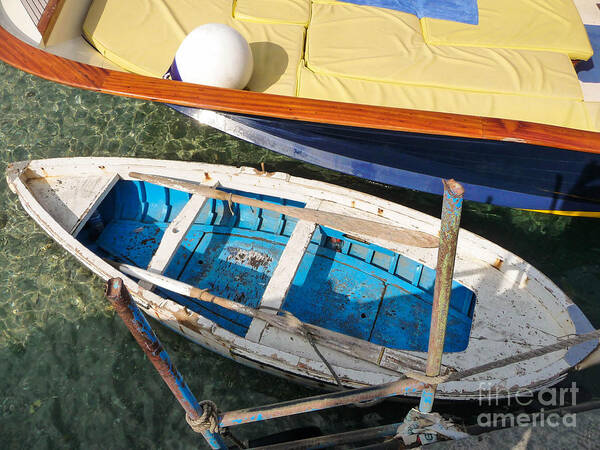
xmin=220 ymin=113 xmax=600 ymax=213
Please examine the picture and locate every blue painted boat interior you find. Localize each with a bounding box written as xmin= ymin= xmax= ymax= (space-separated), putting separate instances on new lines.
xmin=78 ymin=180 xmax=475 ymax=352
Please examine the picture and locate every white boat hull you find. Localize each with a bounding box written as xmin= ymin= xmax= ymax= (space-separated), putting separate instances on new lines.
xmin=6 ymin=157 xmax=597 ymax=400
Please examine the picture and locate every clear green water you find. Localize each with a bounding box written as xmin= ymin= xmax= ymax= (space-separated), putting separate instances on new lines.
xmin=0 ymin=60 xmax=599 ymax=448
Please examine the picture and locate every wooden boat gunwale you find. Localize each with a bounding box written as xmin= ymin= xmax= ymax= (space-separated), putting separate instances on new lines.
xmin=6 ymin=157 xmax=598 ymax=400
xmin=1 ymin=21 xmax=600 ymax=155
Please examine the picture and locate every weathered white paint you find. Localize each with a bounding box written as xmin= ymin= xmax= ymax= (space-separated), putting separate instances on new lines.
xmin=27 ymin=173 xmax=118 ymax=235
xmin=6 ymin=158 xmax=597 ymax=400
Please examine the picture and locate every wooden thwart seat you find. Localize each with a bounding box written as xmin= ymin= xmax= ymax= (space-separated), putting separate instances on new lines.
xmin=140 ymin=193 xmax=209 ymax=289
xmin=245 ymin=198 xmax=321 ymax=342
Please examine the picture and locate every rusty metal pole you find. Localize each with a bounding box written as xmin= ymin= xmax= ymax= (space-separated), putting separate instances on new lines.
xmin=105 ymin=278 xmax=227 ymax=449
xmin=419 ymin=179 xmax=464 ymax=413
xmin=220 ymin=378 xmax=427 ymax=427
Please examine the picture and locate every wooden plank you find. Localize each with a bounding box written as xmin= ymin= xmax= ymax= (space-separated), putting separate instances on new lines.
xmin=147 ymin=193 xmax=207 ymax=273
xmin=27 ymin=174 xmax=119 ymax=235
xmin=0 ymin=25 xmax=599 ymax=155
xmin=140 ymin=193 xmax=208 ymax=290
xmin=72 ymin=174 xmax=120 ymax=236
xmin=129 ymin=172 xmax=439 ymax=248
xmin=246 ymin=199 xmax=321 ymax=342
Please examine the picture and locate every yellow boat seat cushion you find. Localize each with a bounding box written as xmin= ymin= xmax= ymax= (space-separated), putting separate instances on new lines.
xmin=83 ymin=0 xmax=306 ymax=96
xmin=421 ymin=0 xmax=593 ymax=61
xmin=297 ymin=65 xmax=594 ymax=131
xmin=83 ymin=0 xmax=593 ymax=130
xmin=307 ymin=2 xmax=583 ymax=100
xmin=234 ymin=0 xmax=311 ymax=25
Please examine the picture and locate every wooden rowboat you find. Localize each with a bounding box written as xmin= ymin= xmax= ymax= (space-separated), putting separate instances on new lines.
xmin=6 ymin=157 xmax=598 ymax=400
xmin=1 ymin=2 xmax=600 ymax=216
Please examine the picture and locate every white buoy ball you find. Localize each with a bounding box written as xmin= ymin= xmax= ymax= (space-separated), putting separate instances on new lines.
xmin=172 ymin=23 xmax=253 ymax=90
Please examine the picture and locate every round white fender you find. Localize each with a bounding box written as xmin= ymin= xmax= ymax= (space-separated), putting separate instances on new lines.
xmin=170 ymin=23 xmax=254 ymax=90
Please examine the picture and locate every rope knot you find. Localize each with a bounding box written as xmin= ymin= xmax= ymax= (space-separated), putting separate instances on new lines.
xmin=186 ymin=400 xmax=221 ymax=434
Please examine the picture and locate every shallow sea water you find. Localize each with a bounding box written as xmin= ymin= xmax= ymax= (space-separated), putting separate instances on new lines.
xmin=0 ymin=60 xmax=599 ymax=449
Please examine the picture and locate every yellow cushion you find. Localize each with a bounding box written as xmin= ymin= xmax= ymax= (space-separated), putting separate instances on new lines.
xmin=422 ymin=0 xmax=593 ymax=61
xmin=235 ymin=21 xmax=306 ymax=95
xmin=306 ymin=2 xmax=424 ymax=74
xmin=83 ymin=0 xmax=594 ymax=130
xmin=234 ymin=0 xmax=311 ymax=25
xmin=307 ymin=2 xmax=583 ymax=100
xmin=83 ymin=0 xmax=305 ymax=96
xmin=298 ymin=65 xmax=593 ymax=131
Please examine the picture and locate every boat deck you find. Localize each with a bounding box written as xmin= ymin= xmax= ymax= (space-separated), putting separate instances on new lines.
xmin=19 ymin=0 xmax=48 ymax=26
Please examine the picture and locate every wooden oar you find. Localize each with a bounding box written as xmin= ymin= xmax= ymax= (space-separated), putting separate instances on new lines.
xmin=110 ymin=261 xmax=303 ymax=331
xmin=129 ymin=172 xmax=438 ymax=248
xmin=107 ymin=261 xmax=417 ymax=375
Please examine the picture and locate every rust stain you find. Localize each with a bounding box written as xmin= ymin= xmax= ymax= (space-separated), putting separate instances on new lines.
xmin=252 ymin=167 xmax=275 ymax=177
xmin=225 ymin=246 xmax=273 ymax=270
xmin=135 ymin=286 xmax=145 ymax=298
xmin=24 ymin=168 xmax=43 ymax=180
xmin=173 ymin=308 xmax=204 ymax=335
xmin=343 ymin=234 xmax=370 ymax=245
xmin=377 ymin=208 xmax=384 ymax=215
xmin=491 ymin=258 xmax=504 ymax=270
xmin=204 ymin=172 xmax=211 ymax=181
